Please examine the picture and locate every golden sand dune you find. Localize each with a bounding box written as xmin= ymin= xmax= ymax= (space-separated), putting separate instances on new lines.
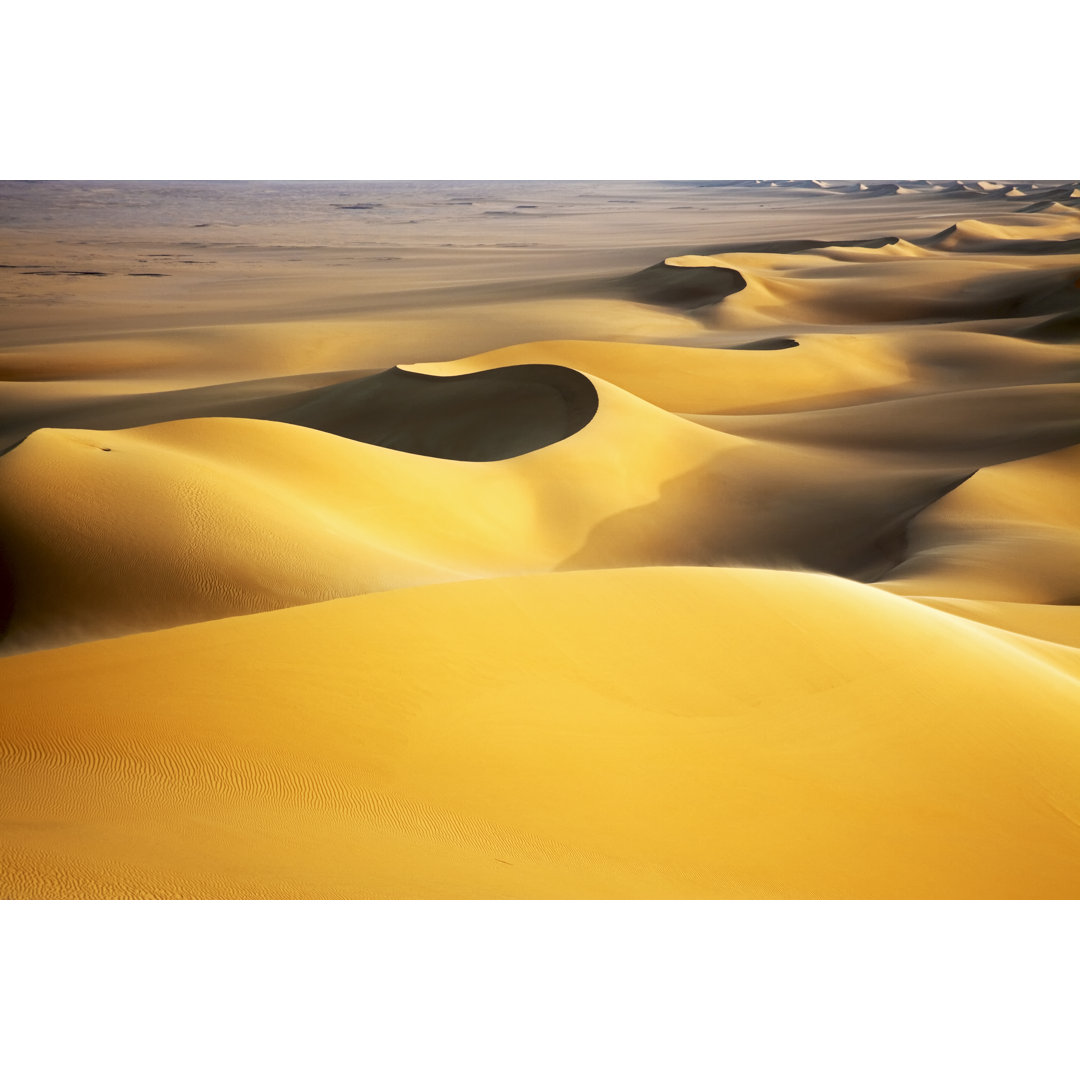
xmin=0 ymin=366 xmax=967 ymax=652
xmin=1 ymin=181 xmax=1079 ymax=898
xmin=879 ymin=442 xmax=1080 ymax=605
xmin=1018 ymin=309 xmax=1080 ymax=343
xmin=602 ymin=208 xmax=1080 ymax=330
xmin=641 ymin=248 xmax=1080 ymax=330
xmin=410 ymin=330 xmax=1080 ymax=413
xmin=702 ymin=383 xmax=1080 ymax=468
xmin=926 ymin=213 xmax=1080 ymax=252
xmin=912 ymin=596 xmax=1080 ymax=651
xmin=407 ymin=336 xmax=914 ymax=412
xmin=2 ymin=567 xmax=1079 ymax=899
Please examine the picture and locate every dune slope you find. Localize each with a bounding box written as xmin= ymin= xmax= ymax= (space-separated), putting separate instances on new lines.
xmin=2 ymin=567 xmax=1079 ymax=900
xmin=0 ymin=367 xmax=972 ymax=652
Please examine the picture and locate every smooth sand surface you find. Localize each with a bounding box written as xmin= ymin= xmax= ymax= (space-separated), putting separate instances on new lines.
xmin=2 ymin=180 xmax=1079 ymax=898
xmin=4 ymin=568 xmax=1080 ymax=899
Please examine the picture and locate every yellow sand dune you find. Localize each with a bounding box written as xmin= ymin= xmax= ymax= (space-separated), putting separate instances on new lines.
xmin=0 ymin=376 xmax=704 ymax=650
xmin=412 ymin=330 xmax=1080 ymax=414
xmin=0 ymin=366 xmax=966 ymax=652
xmin=409 ymin=337 xmax=913 ymax=413
xmin=927 ymin=213 xmax=1080 ymax=251
xmin=695 ymin=383 xmax=1080 ymax=469
xmin=649 ymin=249 xmax=1080 ymax=330
xmin=912 ymin=596 xmax=1080 ymax=653
xmin=1019 ymin=200 xmax=1080 ymax=216
xmin=0 ymin=299 xmax=702 ymax=418
xmin=2 ymin=566 xmax=1079 ymax=900
xmin=879 ymin=442 xmax=1080 ymax=604
xmin=810 ymin=238 xmax=938 ymax=260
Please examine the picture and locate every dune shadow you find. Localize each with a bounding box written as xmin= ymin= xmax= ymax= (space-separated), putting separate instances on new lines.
xmin=0 ymin=365 xmax=602 ymax=464
xmin=267 ymin=364 xmax=600 ymax=461
xmin=1015 ymin=310 xmax=1080 ymax=343
xmin=619 ymin=261 xmax=747 ymax=309
xmin=727 ymin=336 xmax=799 ymax=351
xmin=555 ymin=447 xmax=973 ymax=584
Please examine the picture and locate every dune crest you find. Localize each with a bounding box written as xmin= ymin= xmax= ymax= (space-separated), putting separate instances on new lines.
xmin=630 ymin=245 xmax=1080 ymax=329
xmin=878 ymin=442 xmax=1080 ymax=605
xmin=0 ymin=364 xmax=975 ymax=652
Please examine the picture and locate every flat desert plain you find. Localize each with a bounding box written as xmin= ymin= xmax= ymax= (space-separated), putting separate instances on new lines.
xmin=2 ymin=179 xmax=1080 ymax=899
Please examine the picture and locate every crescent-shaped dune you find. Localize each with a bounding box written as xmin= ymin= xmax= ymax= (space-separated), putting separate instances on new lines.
xmin=405 ymin=336 xmax=915 ymax=413
xmin=621 ymin=259 xmax=747 ymax=308
xmin=0 ymin=365 xmax=971 ymax=652
xmin=261 ymin=363 xmax=599 ymax=458
xmin=407 ymin=330 xmax=1080 ymax=414
xmin=639 ymin=248 xmax=1080 ymax=330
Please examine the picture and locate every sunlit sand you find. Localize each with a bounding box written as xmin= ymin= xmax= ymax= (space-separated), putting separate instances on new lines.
xmin=2 ymin=180 xmax=1078 ymax=897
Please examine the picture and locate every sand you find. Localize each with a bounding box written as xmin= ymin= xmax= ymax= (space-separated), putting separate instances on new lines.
xmin=2 ymin=180 xmax=1079 ymax=898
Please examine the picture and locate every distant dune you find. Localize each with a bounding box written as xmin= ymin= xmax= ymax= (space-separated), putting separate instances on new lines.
xmin=1 ymin=181 xmax=1078 ymax=898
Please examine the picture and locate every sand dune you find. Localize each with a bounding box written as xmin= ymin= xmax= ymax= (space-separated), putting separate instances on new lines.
xmin=878 ymin=442 xmax=1080 ymax=605
xmin=3 ymin=567 xmax=1079 ymax=899
xmin=697 ymin=383 xmax=1080 ymax=469
xmin=634 ymin=248 xmax=1080 ymax=330
xmin=0 ymin=365 xmax=970 ymax=652
xmin=406 ymin=336 xmax=914 ymax=412
xmin=925 ymin=211 xmax=1080 ymax=252
xmin=2 ymin=181 xmax=1078 ymax=898
xmin=412 ymin=330 xmax=1080 ymax=413
xmin=1019 ymin=309 xmax=1080 ymax=342
xmin=910 ymin=596 xmax=1080 ymax=652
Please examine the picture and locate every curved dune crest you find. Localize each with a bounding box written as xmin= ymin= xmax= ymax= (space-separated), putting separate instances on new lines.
xmin=925 ymin=212 xmax=1080 ymax=251
xmin=414 ymin=329 xmax=1080 ymax=416
xmin=636 ymin=248 xmax=1080 ymax=329
xmin=263 ymin=363 xmax=600 ymax=461
xmin=2 ymin=566 xmax=1079 ymax=899
xmin=620 ymin=259 xmax=747 ymax=309
xmin=878 ymin=442 xmax=1080 ymax=604
xmin=0 ymin=393 xmax=719 ymax=650
xmin=698 ymin=383 xmax=1080 ymax=469
xmin=911 ymin=596 xmax=1080 ymax=654
xmin=0 ymin=366 xmax=976 ymax=652
xmin=1018 ymin=309 xmax=1080 ymax=342
xmin=0 ymin=382 xmax=739 ymax=651
xmin=408 ymin=337 xmax=914 ymax=413
xmin=1020 ymin=200 xmax=1080 ymax=215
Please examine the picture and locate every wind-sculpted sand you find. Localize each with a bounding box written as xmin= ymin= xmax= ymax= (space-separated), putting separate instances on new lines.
xmin=2 ymin=180 xmax=1078 ymax=898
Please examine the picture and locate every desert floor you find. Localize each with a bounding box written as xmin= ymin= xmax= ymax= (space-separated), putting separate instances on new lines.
xmin=2 ymin=179 xmax=1079 ymax=898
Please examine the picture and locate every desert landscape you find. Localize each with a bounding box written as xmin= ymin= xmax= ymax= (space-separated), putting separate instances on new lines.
xmin=2 ymin=178 xmax=1079 ymax=898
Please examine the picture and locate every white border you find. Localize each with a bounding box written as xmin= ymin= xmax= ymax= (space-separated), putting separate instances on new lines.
xmin=4 ymin=901 xmax=1078 ymax=1079
xmin=3 ymin=1 xmax=1076 ymax=178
